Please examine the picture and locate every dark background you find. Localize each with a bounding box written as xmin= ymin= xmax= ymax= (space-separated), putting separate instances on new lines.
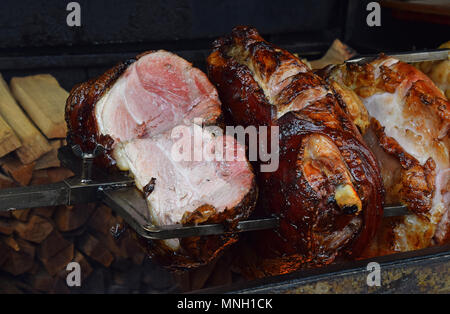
xmin=0 ymin=0 xmax=448 ymax=90
xmin=0 ymin=0 xmax=447 ymax=53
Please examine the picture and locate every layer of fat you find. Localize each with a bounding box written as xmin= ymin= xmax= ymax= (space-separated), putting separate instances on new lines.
xmin=95 ymin=84 xmax=112 ymax=136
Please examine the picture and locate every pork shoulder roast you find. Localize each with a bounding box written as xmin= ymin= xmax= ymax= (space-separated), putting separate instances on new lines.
xmin=66 ymin=50 xmax=257 ymax=269
xmin=320 ymin=56 xmax=450 ymax=257
xmin=207 ymin=26 xmax=384 ymax=276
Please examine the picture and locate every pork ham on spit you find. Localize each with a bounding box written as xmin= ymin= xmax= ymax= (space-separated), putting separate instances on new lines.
xmin=66 ymin=50 xmax=257 ymax=269
xmin=207 ymin=26 xmax=384 ymax=276
xmin=320 ymin=57 xmax=450 ymax=257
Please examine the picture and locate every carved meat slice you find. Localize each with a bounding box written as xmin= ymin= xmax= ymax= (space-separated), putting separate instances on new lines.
xmin=66 ymin=50 xmax=257 ymax=269
xmin=207 ymin=26 xmax=383 ymax=276
xmin=323 ymin=56 xmax=450 ymax=255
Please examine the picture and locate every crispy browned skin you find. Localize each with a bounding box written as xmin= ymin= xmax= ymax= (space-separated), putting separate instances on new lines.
xmin=321 ymin=63 xmax=442 ymax=215
xmin=321 ymin=56 xmax=450 ymax=256
xmin=207 ymin=26 xmax=384 ymax=277
xmin=322 ymin=58 xmax=450 ymax=137
xmin=66 ymin=51 xmax=257 ymax=270
xmin=319 ymin=76 xmax=370 ymax=134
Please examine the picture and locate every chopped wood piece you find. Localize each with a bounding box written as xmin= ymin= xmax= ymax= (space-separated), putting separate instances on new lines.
xmin=0 ymin=220 xmax=16 ymax=235
xmin=0 ymin=74 xmax=51 ymax=163
xmin=14 ymin=215 xmax=53 ymax=243
xmin=55 ymin=250 xmax=93 ymax=283
xmin=88 ymin=205 xmax=114 ymax=235
xmin=28 ymin=169 xmax=49 ymax=186
xmin=118 ymin=230 xmax=145 ymax=265
xmin=78 ymin=233 xmax=114 ymax=267
xmin=0 ymin=241 xmax=9 ymax=266
xmin=73 ymin=250 xmax=93 ymax=281
xmin=46 ymin=167 xmax=74 ymax=183
xmin=30 ymin=268 xmax=70 ymax=293
xmin=0 ymin=276 xmax=23 ymax=294
xmin=0 ymin=116 xmax=21 ymax=159
xmin=32 ymin=206 xmax=56 ymax=219
xmin=11 ymin=208 xmax=31 ymax=222
xmin=34 ymin=151 xmax=59 ymax=170
xmin=37 ymin=230 xmax=71 ymax=261
xmin=40 ymin=243 xmax=74 ymax=276
xmin=30 ymin=167 xmax=73 ymax=185
xmin=34 ymin=140 xmax=62 ymax=170
xmin=0 ymin=274 xmax=36 ymax=294
xmin=91 ymin=229 xmax=128 ymax=260
xmin=10 ymin=74 xmax=69 ymax=139
xmin=27 ymin=261 xmax=40 ymax=276
xmin=54 ymin=203 xmax=95 ymax=232
xmin=29 ymin=269 xmax=57 ymax=292
xmin=2 ymin=235 xmax=20 ymax=251
xmin=310 ymin=39 xmax=356 ymax=70
xmin=0 ymin=172 xmax=16 ymax=189
xmin=0 ymin=238 xmax=35 ymax=275
xmin=0 ymin=156 xmax=36 ymax=186
xmin=0 ymin=211 xmax=12 ymax=218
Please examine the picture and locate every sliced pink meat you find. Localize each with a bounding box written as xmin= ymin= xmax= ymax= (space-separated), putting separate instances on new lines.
xmin=66 ymin=50 xmax=256 ymax=268
xmin=95 ymin=50 xmax=222 ymax=143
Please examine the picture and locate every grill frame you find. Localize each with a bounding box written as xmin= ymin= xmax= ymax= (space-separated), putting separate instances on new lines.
xmin=0 ymin=0 xmax=448 ymax=291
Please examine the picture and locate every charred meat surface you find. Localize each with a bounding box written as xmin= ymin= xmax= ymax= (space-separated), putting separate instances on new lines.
xmin=322 ymin=56 xmax=450 ymax=256
xmin=66 ymin=50 xmax=257 ymax=269
xmin=207 ymin=26 xmax=384 ymax=277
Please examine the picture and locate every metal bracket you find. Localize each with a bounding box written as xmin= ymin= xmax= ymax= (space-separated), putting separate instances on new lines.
xmin=71 ymin=144 xmax=105 ymax=184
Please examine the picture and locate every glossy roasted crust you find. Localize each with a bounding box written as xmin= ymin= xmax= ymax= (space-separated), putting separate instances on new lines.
xmin=319 ymin=73 xmax=370 ymax=134
xmin=323 ymin=57 xmax=450 ymax=138
xmin=251 ymin=98 xmax=384 ymax=271
xmin=320 ymin=56 xmax=450 ymax=254
xmin=207 ymin=26 xmax=384 ymax=276
xmin=208 ymin=26 xmax=316 ymax=121
xmin=322 ymin=57 xmax=449 ymax=217
xmin=65 ymin=50 xmax=257 ymax=270
xmin=207 ymin=50 xmax=276 ymax=129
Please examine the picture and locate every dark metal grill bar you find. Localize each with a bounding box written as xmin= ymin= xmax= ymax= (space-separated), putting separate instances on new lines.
xmin=100 ymin=186 xmax=409 ymax=240
xmin=0 ymin=182 xmax=69 ymax=210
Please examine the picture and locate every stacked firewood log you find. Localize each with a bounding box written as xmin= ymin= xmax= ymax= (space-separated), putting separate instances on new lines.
xmin=0 ymin=73 xmax=235 ymax=293
xmin=0 ymin=74 xmax=151 ymax=293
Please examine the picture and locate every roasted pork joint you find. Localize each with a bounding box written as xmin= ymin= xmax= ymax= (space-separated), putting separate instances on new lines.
xmin=66 ymin=50 xmax=257 ymax=269
xmin=207 ymin=26 xmax=384 ymax=275
xmin=322 ymin=56 xmax=450 ymax=255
